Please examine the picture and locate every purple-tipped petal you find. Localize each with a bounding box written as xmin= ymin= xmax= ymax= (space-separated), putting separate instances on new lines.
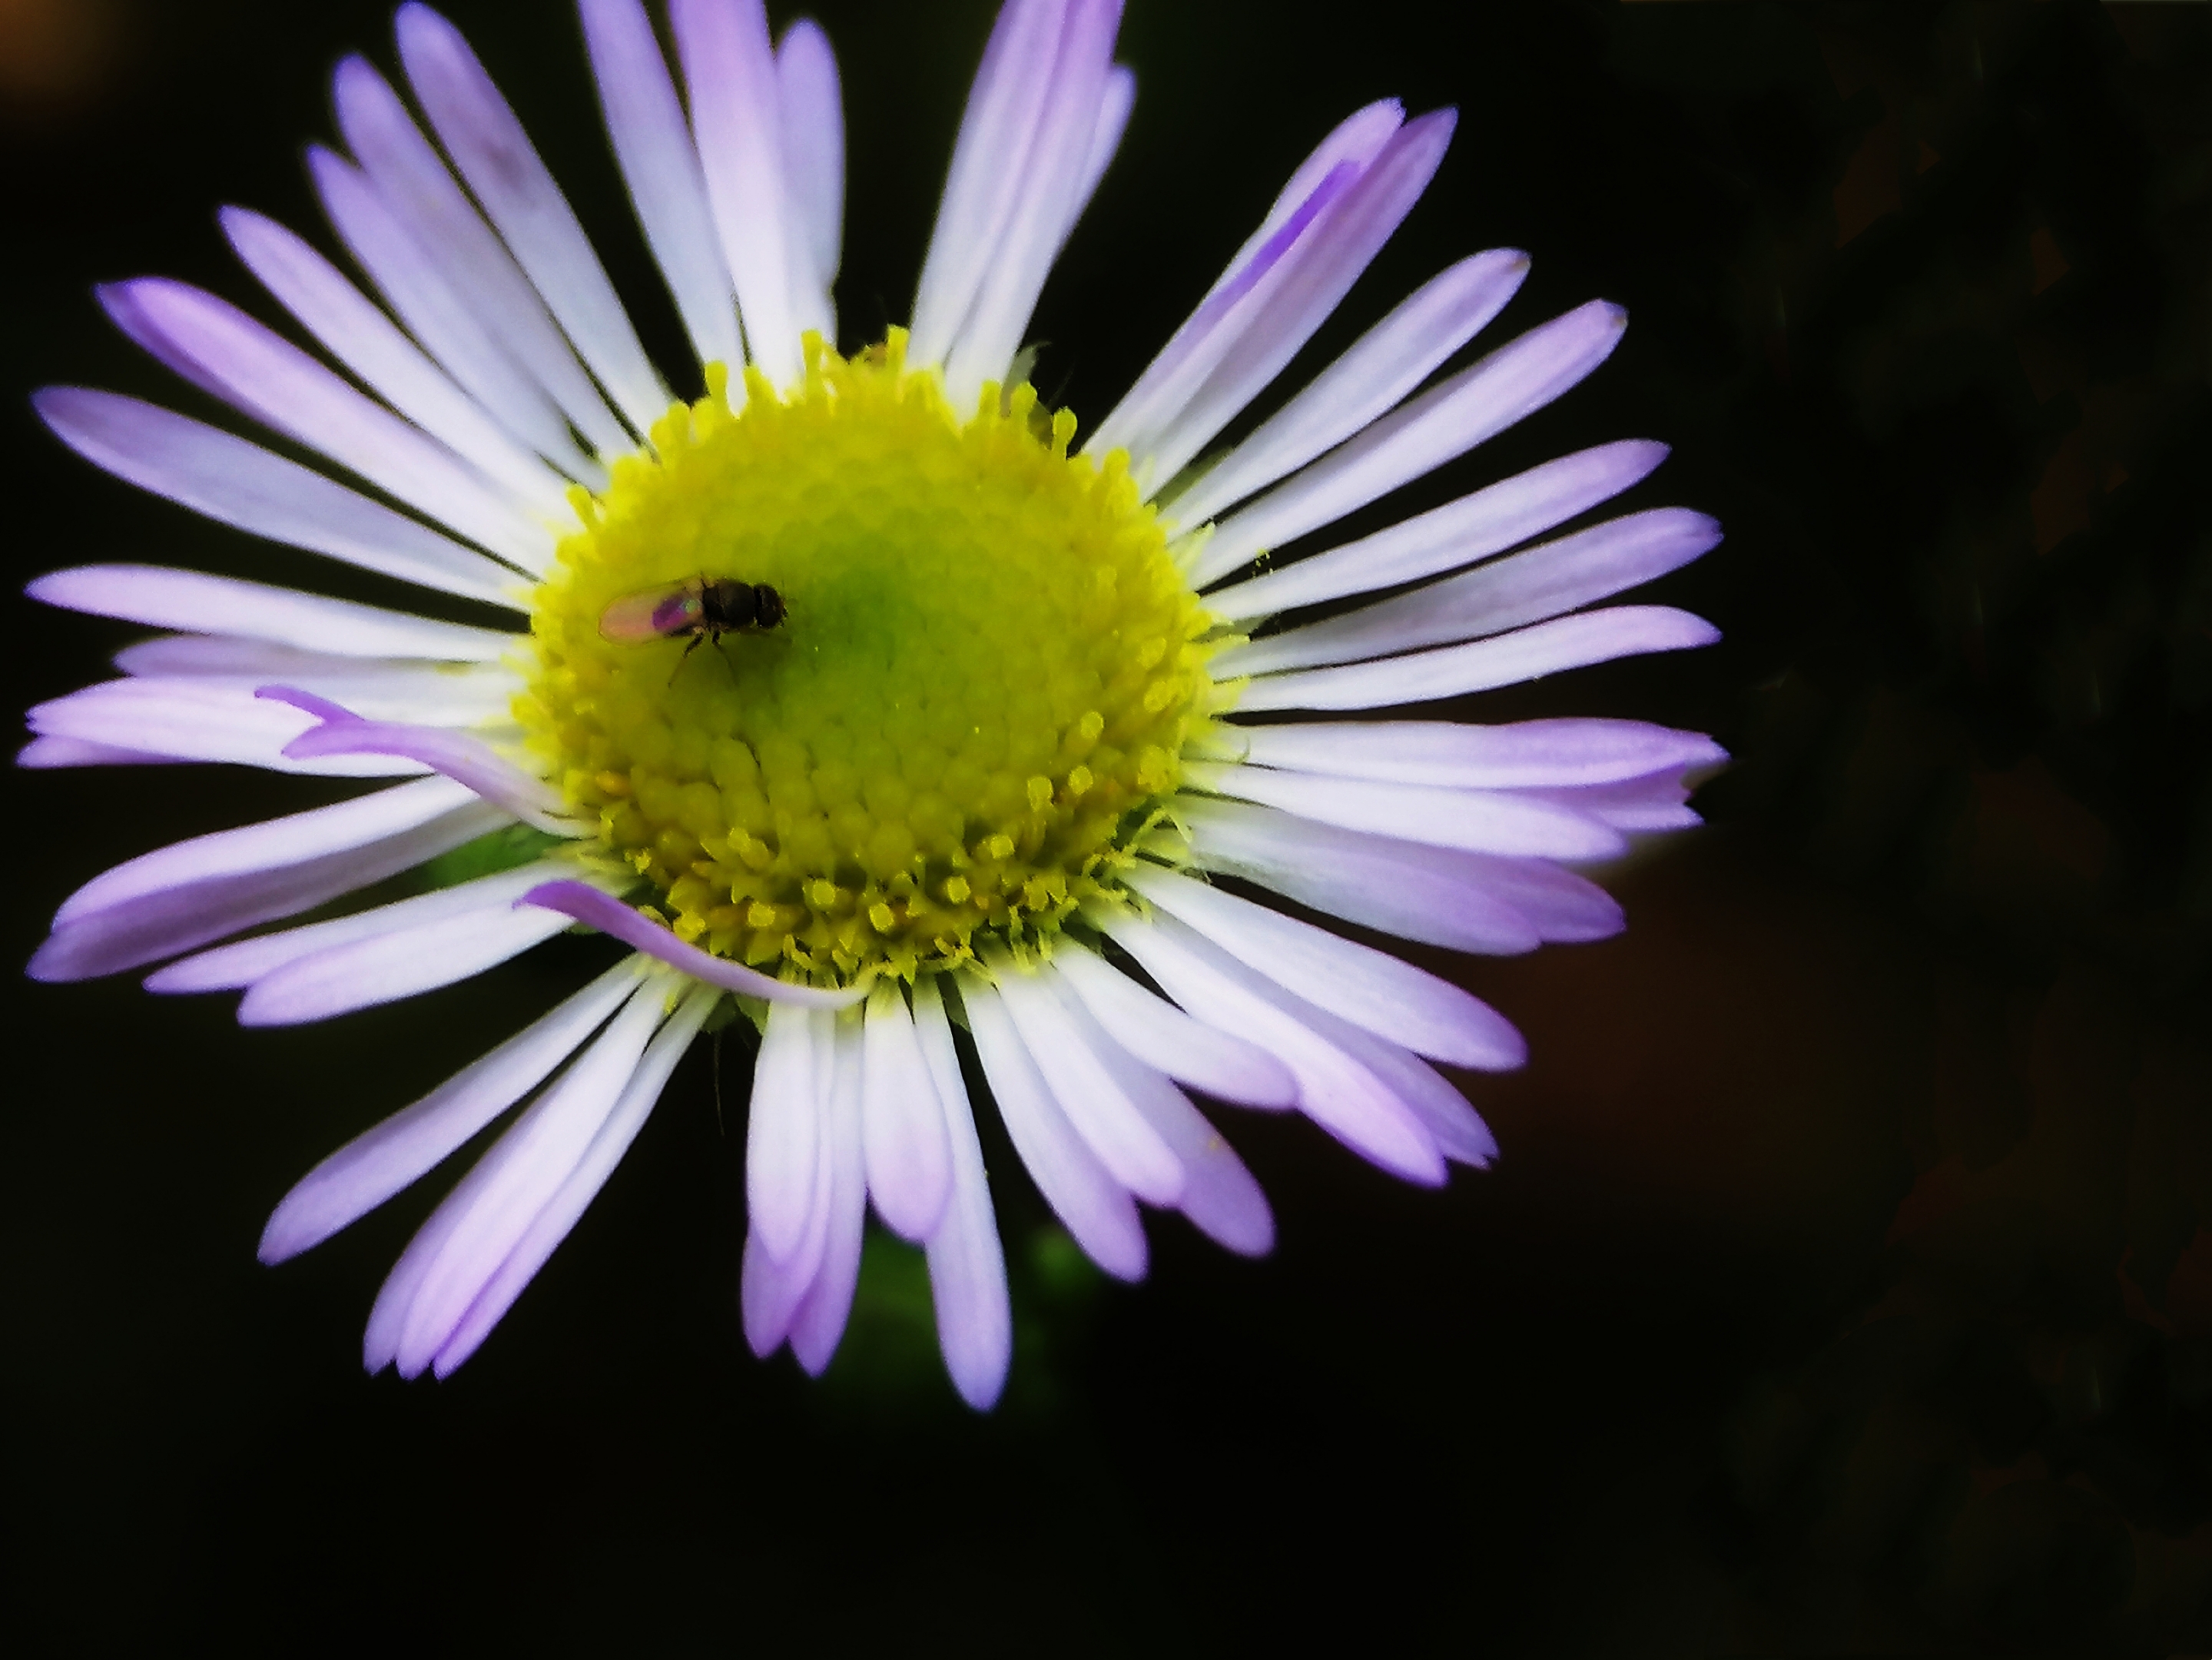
xmin=1120 ymin=863 xmax=1524 ymax=1071
xmin=1229 ymin=605 xmax=1722 ymax=715
xmin=963 ymin=975 xmax=1148 ymax=1282
xmin=1219 ymin=508 xmax=1724 ymax=679
xmin=28 ymin=678 xmax=426 ymax=777
xmin=748 ymin=1002 xmax=826 ymax=1263
xmin=1126 ymin=108 xmax=1463 ymax=493
xmin=1165 ymin=247 xmax=1529 ymax=526
xmin=1169 ymin=795 xmax=1543 ymax=957
xmin=910 ymin=0 xmax=1074 ymax=370
xmin=32 ymin=790 xmax=506 ymax=984
xmin=1222 ymin=717 xmax=1728 ymax=791
xmin=33 ymin=389 xmax=524 ymax=607
xmin=1207 ymin=440 xmax=1672 ymax=621
xmin=942 ymin=0 xmax=1122 ymax=407
xmin=30 ymin=564 xmax=514 ymax=661
xmin=260 ymin=958 xmax=647 ymax=1263
xmin=1094 ymin=907 xmax=1447 ymax=1187
xmin=1052 ymin=944 xmax=1297 ymax=1109
xmin=100 ymin=277 xmax=554 ymax=571
xmin=237 ymin=896 xmax=572 ymax=1026
xmin=1192 ymin=299 xmax=1632 ymax=586
xmin=382 ymin=973 xmax=668 ymax=1376
xmin=776 ymin=18 xmax=845 ymax=288
xmin=1046 ymin=974 xmax=1275 ymax=1257
xmin=331 ymin=55 xmax=628 ymax=457
xmin=672 ymin=0 xmax=814 ymax=385
xmin=789 ymin=1014 xmax=868 ymax=1375
xmin=742 ymin=1007 xmax=836 ymax=1354
xmin=221 ymin=206 xmax=573 ymax=513
xmin=990 ymin=952 xmax=1186 ymax=1205
xmin=914 ymin=978 xmax=1013 ymax=1411
xmin=580 ymin=0 xmax=741 ymax=372
xmin=433 ymin=981 xmax=719 ymax=1376
xmin=396 ymin=3 xmax=667 ymax=434
xmin=1184 ymin=760 xmax=1623 ymax=862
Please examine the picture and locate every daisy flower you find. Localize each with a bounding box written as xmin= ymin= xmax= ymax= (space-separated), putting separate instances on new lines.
xmin=22 ymin=0 xmax=1724 ymax=1407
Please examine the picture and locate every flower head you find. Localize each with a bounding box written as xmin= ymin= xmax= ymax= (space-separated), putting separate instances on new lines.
xmin=23 ymin=0 xmax=1723 ymax=1406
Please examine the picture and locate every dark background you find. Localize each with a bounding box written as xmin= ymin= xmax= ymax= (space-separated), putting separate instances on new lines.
xmin=5 ymin=0 xmax=2208 ymax=1652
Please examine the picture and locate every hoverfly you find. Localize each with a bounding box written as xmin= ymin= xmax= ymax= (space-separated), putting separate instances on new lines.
xmin=599 ymin=577 xmax=786 ymax=675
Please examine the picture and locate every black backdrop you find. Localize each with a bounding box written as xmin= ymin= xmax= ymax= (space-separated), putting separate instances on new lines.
xmin=5 ymin=1 xmax=2208 ymax=1652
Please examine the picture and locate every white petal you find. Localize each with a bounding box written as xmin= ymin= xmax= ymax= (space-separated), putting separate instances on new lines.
xmin=673 ymin=0 xmax=811 ymax=387
xmin=990 ymin=952 xmax=1185 ymax=1205
xmin=331 ymin=55 xmax=630 ymax=456
xmin=235 ymin=891 xmax=572 ymax=1027
xmin=789 ymin=1013 xmax=868 ymax=1375
xmin=1229 ymin=604 xmax=1721 ymax=714
xmin=103 ymin=278 xmax=555 ymax=573
xmin=741 ymin=1009 xmax=837 ymax=1353
xmin=221 ymin=207 xmax=574 ymax=513
xmin=746 ymin=1001 xmax=824 ymax=1263
xmin=307 ymin=144 xmax=602 ymax=483
xmin=1191 ymin=300 xmax=1630 ymax=587
xmin=1164 ymin=248 xmax=1527 ymax=527
xmin=1119 ymin=863 xmax=1524 ymax=1069
xmin=1167 ymin=795 xmax=1541 ymax=956
xmin=909 ymin=0 xmax=1071 ymax=370
xmin=943 ymin=0 xmax=1121 ymax=410
xmin=1206 ymin=440 xmax=1669 ymax=621
xmin=433 ymin=981 xmax=717 ymax=1376
xmin=1045 ymin=973 xmax=1274 ymax=1256
xmin=146 ymin=858 xmax=570 ymax=994
xmin=54 ymin=775 xmax=469 ymax=926
xmin=861 ymin=981 xmax=951 ymax=1243
xmin=396 ymin=5 xmax=668 ymax=434
xmin=113 ymin=646 xmax=516 ymax=725
xmin=1218 ymin=716 xmax=1727 ymax=789
xmin=963 ymin=976 xmax=1147 ymax=1281
xmin=1051 ymin=945 xmax=1296 ymax=1108
xmin=776 ymin=18 xmax=845 ymax=288
xmin=919 ymin=975 xmax=1013 ymax=1411
xmin=31 ymin=564 xmax=515 ymax=661
xmin=579 ymin=0 xmax=741 ymax=374
xmin=27 ymin=678 xmax=426 ymax=777
xmin=35 ymin=389 xmax=525 ymax=607
xmin=1219 ymin=508 xmax=1723 ymax=678
xmin=382 ymin=972 xmax=669 ymax=1376
xmin=260 ymin=958 xmax=648 ymax=1262
xmin=1126 ymin=111 xmax=1463 ymax=493
xmin=1183 ymin=760 xmax=1623 ymax=861
xmin=1093 ymin=908 xmax=1444 ymax=1185
xmin=1089 ymin=100 xmax=1403 ymax=459
xmin=914 ymin=984 xmax=1013 ymax=1409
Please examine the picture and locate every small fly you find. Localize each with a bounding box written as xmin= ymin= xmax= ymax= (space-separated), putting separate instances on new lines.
xmin=599 ymin=577 xmax=787 ymax=676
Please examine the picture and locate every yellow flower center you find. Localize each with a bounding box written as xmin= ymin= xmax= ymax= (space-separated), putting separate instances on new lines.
xmin=518 ymin=330 xmax=1219 ymax=987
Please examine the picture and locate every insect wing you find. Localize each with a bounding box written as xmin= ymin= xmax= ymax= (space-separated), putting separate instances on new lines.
xmin=600 ymin=584 xmax=704 ymax=642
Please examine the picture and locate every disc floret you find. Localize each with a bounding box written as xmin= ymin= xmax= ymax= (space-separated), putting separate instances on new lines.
xmin=519 ymin=331 xmax=1217 ymax=986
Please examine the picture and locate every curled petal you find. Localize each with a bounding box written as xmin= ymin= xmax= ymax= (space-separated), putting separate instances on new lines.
xmin=517 ymin=881 xmax=864 ymax=1008
xmin=259 ymin=684 xmax=572 ymax=833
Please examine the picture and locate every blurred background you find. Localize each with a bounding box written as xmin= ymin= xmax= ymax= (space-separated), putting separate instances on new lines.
xmin=3 ymin=0 xmax=2207 ymax=1651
